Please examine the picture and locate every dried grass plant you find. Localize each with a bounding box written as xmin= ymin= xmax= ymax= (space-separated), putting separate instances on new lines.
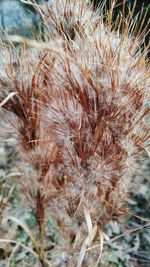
xmin=0 ymin=0 xmax=150 ymax=266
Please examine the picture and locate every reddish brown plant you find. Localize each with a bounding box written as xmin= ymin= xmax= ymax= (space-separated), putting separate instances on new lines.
xmin=0 ymin=0 xmax=149 ymax=266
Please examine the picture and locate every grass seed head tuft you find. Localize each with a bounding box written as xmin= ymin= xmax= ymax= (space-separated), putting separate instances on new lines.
xmin=0 ymin=0 xmax=149 ymax=265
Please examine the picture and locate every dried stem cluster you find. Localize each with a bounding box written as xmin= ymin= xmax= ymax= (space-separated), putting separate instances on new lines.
xmin=0 ymin=0 xmax=149 ymax=266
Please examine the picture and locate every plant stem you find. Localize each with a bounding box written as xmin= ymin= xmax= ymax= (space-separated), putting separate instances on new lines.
xmin=36 ymin=189 xmax=46 ymax=267
xmin=39 ymin=218 xmax=45 ymax=267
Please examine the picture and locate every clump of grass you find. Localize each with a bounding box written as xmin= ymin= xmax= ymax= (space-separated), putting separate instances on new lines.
xmin=0 ymin=0 xmax=149 ymax=266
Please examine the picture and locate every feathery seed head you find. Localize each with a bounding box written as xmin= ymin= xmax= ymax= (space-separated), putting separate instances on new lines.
xmin=0 ymin=0 xmax=149 ymax=265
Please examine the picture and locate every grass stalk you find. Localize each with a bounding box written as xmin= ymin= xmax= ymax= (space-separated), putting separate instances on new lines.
xmin=36 ymin=190 xmax=46 ymax=267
